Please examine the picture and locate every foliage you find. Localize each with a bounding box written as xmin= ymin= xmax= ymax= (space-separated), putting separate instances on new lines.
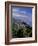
xmin=11 ymin=20 xmax=32 ymax=38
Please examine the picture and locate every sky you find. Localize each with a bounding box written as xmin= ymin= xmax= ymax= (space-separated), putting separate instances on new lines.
xmin=12 ymin=6 xmax=32 ymax=26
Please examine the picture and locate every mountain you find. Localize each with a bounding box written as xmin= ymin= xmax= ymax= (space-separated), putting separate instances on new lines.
xmin=11 ymin=18 xmax=32 ymax=38
xmin=12 ymin=18 xmax=32 ymax=28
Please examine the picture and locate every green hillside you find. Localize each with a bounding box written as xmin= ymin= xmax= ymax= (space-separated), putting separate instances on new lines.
xmin=11 ymin=19 xmax=32 ymax=38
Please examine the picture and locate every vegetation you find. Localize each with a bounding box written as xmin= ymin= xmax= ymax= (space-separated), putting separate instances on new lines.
xmin=11 ymin=19 xmax=32 ymax=38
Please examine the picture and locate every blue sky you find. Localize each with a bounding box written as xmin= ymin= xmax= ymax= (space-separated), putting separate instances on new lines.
xmin=12 ymin=6 xmax=32 ymax=26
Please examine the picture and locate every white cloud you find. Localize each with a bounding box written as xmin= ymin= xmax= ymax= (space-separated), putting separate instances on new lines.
xmin=12 ymin=8 xmax=32 ymax=26
xmin=12 ymin=8 xmax=27 ymax=15
xmin=12 ymin=12 xmax=32 ymax=23
xmin=12 ymin=8 xmax=19 ymax=12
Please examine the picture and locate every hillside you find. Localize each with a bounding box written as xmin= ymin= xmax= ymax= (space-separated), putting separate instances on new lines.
xmin=11 ymin=18 xmax=32 ymax=38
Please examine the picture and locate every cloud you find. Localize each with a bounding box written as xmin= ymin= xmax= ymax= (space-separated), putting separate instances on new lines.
xmin=12 ymin=12 xmax=32 ymax=26
xmin=12 ymin=7 xmax=32 ymax=26
xmin=12 ymin=8 xmax=19 ymax=12
xmin=12 ymin=8 xmax=27 ymax=15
